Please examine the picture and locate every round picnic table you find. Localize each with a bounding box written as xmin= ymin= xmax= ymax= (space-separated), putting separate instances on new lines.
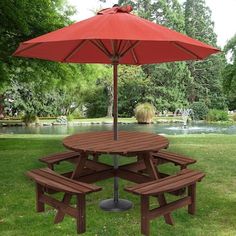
xmin=63 ymin=130 xmax=169 ymax=212
xmin=63 ymin=130 xmax=169 ymax=155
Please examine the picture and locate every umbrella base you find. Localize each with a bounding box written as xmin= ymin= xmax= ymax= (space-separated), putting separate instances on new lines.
xmin=99 ymin=198 xmax=133 ymax=212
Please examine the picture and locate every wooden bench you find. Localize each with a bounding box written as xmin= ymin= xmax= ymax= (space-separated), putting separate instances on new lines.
xmin=152 ymin=150 xmax=196 ymax=169
xmin=39 ymin=151 xmax=81 ymax=170
xmin=125 ymin=169 xmax=205 ymax=236
xmin=27 ymin=168 xmax=102 ymax=234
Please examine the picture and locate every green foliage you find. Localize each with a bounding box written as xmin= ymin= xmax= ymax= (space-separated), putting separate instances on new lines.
xmin=143 ymin=62 xmax=190 ymax=112
xmin=3 ymin=77 xmax=84 ymax=117
xmin=67 ymin=114 xmax=74 ymax=122
xmin=232 ymin=113 xmax=236 ymax=122
xmin=184 ymin=0 xmax=226 ymax=107
xmin=206 ymin=109 xmax=228 ymax=122
xmin=126 ymin=0 xmax=191 ymax=113
xmin=118 ymin=65 xmax=152 ymax=117
xmin=82 ymin=65 xmax=112 ymax=118
xmin=223 ymin=34 xmax=236 ymax=110
xmin=134 ymin=103 xmax=155 ymax=124
xmin=153 ymin=0 xmax=185 ymax=32
xmin=83 ymin=86 xmax=108 ymax=118
xmin=0 ymin=0 xmax=75 ymax=88
xmin=22 ymin=113 xmax=37 ymax=126
xmin=190 ymin=101 xmax=209 ymax=120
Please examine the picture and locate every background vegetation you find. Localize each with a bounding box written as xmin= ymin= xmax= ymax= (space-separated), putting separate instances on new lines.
xmin=0 ymin=0 xmax=235 ymax=119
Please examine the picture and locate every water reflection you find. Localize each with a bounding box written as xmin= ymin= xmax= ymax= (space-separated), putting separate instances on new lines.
xmin=1 ymin=123 xmax=236 ymax=135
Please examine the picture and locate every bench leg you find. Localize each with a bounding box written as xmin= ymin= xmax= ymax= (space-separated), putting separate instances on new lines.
xmin=141 ymin=195 xmax=150 ymax=236
xmin=188 ymin=183 xmax=196 ymax=215
xmin=92 ymin=153 xmax=99 ymax=162
xmin=142 ymin=154 xmax=174 ymax=225
xmin=55 ymin=153 xmax=88 ymax=224
xmin=47 ymin=163 xmax=54 ymax=170
xmin=54 ymin=194 xmax=72 ymax=223
xmin=36 ymin=183 xmax=45 ymax=212
xmin=156 ymin=194 xmax=174 ymax=225
xmin=77 ymin=194 xmax=86 ymax=234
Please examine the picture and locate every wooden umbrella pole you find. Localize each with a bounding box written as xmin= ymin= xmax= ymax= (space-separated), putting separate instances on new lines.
xmin=113 ymin=62 xmax=118 ymax=141
xmin=99 ymin=58 xmax=132 ymax=211
xmin=113 ymin=62 xmax=119 ymax=204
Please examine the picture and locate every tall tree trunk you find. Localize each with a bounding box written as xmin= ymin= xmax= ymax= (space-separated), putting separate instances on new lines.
xmin=0 ymin=94 xmax=4 ymax=118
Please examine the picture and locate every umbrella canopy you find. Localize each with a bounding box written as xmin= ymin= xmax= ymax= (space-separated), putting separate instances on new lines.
xmin=14 ymin=6 xmax=219 ymax=65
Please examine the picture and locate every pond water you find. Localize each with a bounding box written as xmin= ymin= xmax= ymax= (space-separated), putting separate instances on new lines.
xmin=1 ymin=122 xmax=236 ymax=135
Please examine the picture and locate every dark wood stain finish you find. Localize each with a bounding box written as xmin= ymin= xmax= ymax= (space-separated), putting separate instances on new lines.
xmin=125 ymin=169 xmax=205 ymax=236
xmin=27 ymin=168 xmax=102 ymax=234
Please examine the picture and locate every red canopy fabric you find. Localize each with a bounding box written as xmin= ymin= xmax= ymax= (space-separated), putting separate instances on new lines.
xmin=13 ymin=6 xmax=219 ymax=65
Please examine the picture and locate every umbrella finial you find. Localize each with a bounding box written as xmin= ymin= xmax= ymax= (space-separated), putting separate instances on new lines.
xmin=97 ymin=5 xmax=133 ymax=15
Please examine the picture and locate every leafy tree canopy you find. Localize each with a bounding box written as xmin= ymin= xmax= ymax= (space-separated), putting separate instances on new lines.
xmin=223 ymin=34 xmax=236 ymax=110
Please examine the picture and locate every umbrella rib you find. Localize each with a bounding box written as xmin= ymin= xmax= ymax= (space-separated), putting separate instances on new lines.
xmin=63 ymin=40 xmax=87 ymax=62
xmin=116 ymin=40 xmax=123 ymax=55
xmin=119 ymin=41 xmax=129 ymax=56
xmin=111 ymin=40 xmax=120 ymax=62
xmin=97 ymin=40 xmax=112 ymax=57
xmin=90 ymin=40 xmax=112 ymax=58
xmin=120 ymin=41 xmax=140 ymax=58
xmin=128 ymin=40 xmax=138 ymax=64
xmin=111 ymin=40 xmax=116 ymax=55
xmin=173 ymin=42 xmax=203 ymax=60
xmin=13 ymin=42 xmax=42 ymax=55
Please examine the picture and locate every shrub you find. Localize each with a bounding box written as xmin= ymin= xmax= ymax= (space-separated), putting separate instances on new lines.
xmin=190 ymin=102 xmax=209 ymax=120
xmin=134 ymin=103 xmax=156 ymax=124
xmin=22 ymin=113 xmax=37 ymax=126
xmin=232 ymin=113 xmax=236 ymax=122
xmin=67 ymin=114 xmax=74 ymax=122
xmin=206 ymin=109 xmax=228 ymax=122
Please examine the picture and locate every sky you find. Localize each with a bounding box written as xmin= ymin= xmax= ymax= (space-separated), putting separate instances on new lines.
xmin=68 ymin=0 xmax=236 ymax=48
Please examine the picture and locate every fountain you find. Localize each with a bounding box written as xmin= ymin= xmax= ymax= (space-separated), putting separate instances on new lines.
xmin=174 ymin=108 xmax=194 ymax=128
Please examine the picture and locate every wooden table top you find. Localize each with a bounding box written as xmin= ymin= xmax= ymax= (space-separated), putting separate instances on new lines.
xmin=63 ymin=131 xmax=169 ymax=155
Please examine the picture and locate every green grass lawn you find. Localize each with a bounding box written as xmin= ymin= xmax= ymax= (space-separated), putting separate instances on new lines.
xmin=0 ymin=134 xmax=236 ymax=235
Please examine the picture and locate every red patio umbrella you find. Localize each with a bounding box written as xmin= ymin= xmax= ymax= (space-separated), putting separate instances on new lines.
xmin=13 ymin=5 xmax=219 ymax=211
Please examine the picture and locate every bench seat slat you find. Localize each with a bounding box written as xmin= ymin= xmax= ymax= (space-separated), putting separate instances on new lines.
xmin=125 ymin=169 xmax=205 ymax=196
xmin=126 ymin=169 xmax=193 ymax=191
xmin=144 ymin=173 xmax=204 ymax=195
xmin=29 ymin=169 xmax=95 ymax=193
xmin=152 ymin=150 xmax=196 ymax=165
xmin=39 ymin=151 xmax=80 ymax=164
xmin=40 ymin=168 xmax=98 ymax=191
xmin=27 ymin=168 xmax=101 ymax=194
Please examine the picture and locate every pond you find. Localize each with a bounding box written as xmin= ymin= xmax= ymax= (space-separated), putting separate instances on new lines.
xmin=1 ymin=122 xmax=236 ymax=135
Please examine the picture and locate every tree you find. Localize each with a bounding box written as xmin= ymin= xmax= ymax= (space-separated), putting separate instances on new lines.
xmin=117 ymin=0 xmax=191 ymax=113
xmin=184 ymin=0 xmax=226 ymax=108
xmin=0 ymin=0 xmax=76 ymax=115
xmin=141 ymin=0 xmax=191 ymax=112
xmin=94 ymin=66 xmax=113 ymax=117
xmin=0 ymin=0 xmax=102 ymax=117
xmin=223 ymin=34 xmax=236 ymax=110
xmin=118 ymin=65 xmax=152 ymax=117
xmin=81 ymin=65 xmax=113 ymax=118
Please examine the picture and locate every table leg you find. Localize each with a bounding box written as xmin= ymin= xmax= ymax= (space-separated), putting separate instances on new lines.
xmin=54 ymin=152 xmax=88 ymax=223
xmin=142 ymin=153 xmax=174 ymax=225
